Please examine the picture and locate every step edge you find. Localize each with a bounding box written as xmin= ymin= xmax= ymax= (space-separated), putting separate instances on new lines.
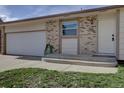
xmin=42 ymin=57 xmax=117 ymax=65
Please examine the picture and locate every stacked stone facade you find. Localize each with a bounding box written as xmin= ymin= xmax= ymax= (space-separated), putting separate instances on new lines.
xmin=46 ymin=20 xmax=60 ymax=53
xmin=79 ymin=16 xmax=97 ymax=54
xmin=46 ymin=16 xmax=97 ymax=55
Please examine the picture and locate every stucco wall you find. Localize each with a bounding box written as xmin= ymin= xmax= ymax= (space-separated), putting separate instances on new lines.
xmin=46 ymin=20 xmax=60 ymax=53
xmin=119 ymin=9 xmax=124 ymax=60
xmin=79 ymin=16 xmax=97 ymax=54
xmin=5 ymin=20 xmax=46 ymax=33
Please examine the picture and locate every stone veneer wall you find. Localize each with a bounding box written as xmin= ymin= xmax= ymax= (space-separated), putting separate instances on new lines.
xmin=46 ymin=16 xmax=97 ymax=55
xmin=46 ymin=20 xmax=60 ymax=53
xmin=79 ymin=16 xmax=97 ymax=54
xmin=0 ymin=26 xmax=5 ymax=54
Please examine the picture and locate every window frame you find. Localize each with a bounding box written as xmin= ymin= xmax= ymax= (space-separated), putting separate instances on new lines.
xmin=61 ymin=20 xmax=78 ymax=37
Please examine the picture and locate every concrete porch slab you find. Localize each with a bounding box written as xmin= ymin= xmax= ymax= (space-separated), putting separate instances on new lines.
xmin=0 ymin=55 xmax=118 ymax=73
xmin=45 ymin=54 xmax=116 ymax=62
xmin=43 ymin=54 xmax=118 ymax=67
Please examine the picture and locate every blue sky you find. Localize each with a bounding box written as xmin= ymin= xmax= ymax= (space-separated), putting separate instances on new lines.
xmin=0 ymin=5 xmax=106 ymax=22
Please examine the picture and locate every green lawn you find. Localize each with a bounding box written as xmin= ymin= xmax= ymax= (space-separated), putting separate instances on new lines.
xmin=0 ymin=65 xmax=124 ymax=88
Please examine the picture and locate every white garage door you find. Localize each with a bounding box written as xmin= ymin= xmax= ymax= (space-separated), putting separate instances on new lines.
xmin=6 ymin=31 xmax=46 ymax=56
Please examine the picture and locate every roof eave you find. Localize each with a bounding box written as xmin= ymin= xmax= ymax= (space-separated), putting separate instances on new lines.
xmin=0 ymin=5 xmax=124 ymax=26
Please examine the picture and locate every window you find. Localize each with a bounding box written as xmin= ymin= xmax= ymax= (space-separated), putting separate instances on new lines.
xmin=62 ymin=21 xmax=78 ymax=36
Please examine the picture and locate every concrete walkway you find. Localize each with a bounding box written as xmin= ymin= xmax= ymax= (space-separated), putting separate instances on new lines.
xmin=0 ymin=55 xmax=118 ymax=73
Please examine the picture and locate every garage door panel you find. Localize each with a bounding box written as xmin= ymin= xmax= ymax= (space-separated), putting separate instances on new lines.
xmin=6 ymin=31 xmax=46 ymax=56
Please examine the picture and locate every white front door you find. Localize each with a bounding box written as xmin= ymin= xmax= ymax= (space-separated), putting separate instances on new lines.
xmin=98 ymin=13 xmax=116 ymax=55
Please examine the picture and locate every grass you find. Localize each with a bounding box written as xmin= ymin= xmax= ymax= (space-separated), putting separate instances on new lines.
xmin=0 ymin=65 xmax=124 ymax=88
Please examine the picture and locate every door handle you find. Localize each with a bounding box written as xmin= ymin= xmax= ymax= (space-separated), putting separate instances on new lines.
xmin=112 ymin=34 xmax=114 ymax=41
